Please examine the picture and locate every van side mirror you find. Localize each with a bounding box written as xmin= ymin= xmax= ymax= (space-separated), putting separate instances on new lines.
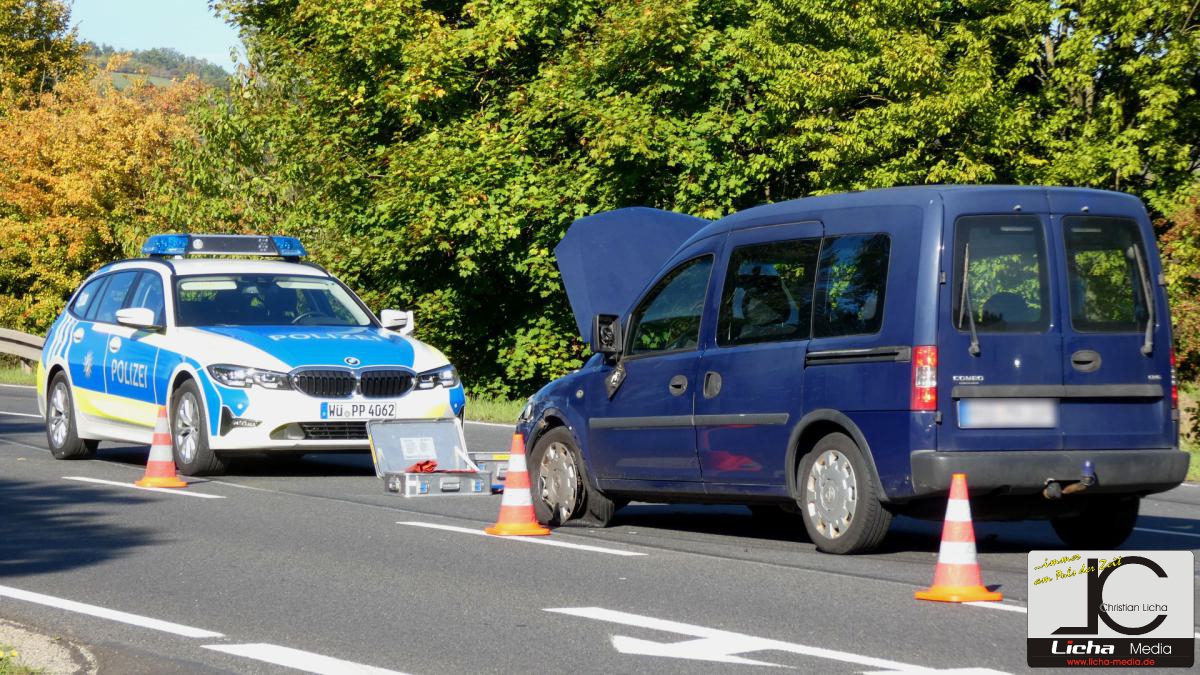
xmin=591 ymin=314 xmax=623 ymax=357
xmin=115 ymin=307 xmax=162 ymax=332
xmin=380 ymin=309 xmax=415 ymax=336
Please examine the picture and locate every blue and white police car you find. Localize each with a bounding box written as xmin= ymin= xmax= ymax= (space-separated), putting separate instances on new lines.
xmin=38 ymin=234 xmax=466 ymax=475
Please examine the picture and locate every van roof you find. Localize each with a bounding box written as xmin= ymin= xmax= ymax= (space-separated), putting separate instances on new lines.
xmin=687 ymin=185 xmax=1144 ymax=245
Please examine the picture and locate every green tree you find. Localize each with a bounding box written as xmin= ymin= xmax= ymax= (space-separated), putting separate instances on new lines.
xmin=0 ymin=0 xmax=84 ymax=103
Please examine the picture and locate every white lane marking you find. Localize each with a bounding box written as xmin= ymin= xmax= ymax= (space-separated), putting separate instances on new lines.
xmin=0 ymin=438 xmax=46 ymax=451
xmin=1135 ymin=527 xmax=1200 ymax=539
xmin=464 ymin=419 xmax=513 ymax=429
xmin=0 ymin=383 xmax=35 ymax=390
xmin=546 ymin=607 xmax=1007 ymax=673
xmin=966 ymin=601 xmax=1027 ymax=614
xmin=0 ymin=584 xmax=223 ymax=638
xmin=204 ymin=643 xmax=406 ymax=675
xmin=64 ymin=476 xmax=226 ymax=499
xmin=0 ymin=410 xmax=40 ymax=419
xmin=398 ymin=521 xmax=645 ymax=557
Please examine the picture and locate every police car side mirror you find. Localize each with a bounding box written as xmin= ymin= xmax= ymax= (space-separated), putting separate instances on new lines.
xmin=115 ymin=307 xmax=162 ymax=332
xmin=381 ymin=309 xmax=415 ymax=336
xmin=591 ymin=314 xmax=623 ymax=357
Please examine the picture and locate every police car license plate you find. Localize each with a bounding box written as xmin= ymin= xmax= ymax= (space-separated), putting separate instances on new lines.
xmin=320 ymin=402 xmax=398 ymax=419
xmin=958 ymin=398 xmax=1057 ymax=429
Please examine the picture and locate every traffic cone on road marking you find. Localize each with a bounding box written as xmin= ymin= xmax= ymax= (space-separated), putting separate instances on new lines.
xmin=484 ymin=433 xmax=550 ymax=536
xmin=134 ymin=407 xmax=187 ymax=489
xmin=915 ymin=473 xmax=1001 ymax=603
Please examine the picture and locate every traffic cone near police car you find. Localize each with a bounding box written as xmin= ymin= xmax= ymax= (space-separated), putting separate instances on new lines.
xmin=915 ymin=472 xmax=1001 ymax=603
xmin=134 ymin=406 xmax=188 ymax=489
xmin=484 ymin=433 xmax=550 ymax=536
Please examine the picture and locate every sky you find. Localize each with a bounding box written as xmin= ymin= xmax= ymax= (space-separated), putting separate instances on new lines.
xmin=69 ymin=0 xmax=243 ymax=71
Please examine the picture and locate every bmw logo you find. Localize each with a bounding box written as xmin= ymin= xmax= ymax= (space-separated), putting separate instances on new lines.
xmin=344 ymin=357 xmax=361 ymax=366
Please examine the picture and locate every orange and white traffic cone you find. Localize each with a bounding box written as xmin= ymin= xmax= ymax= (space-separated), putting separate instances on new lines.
xmin=135 ymin=407 xmax=187 ymax=489
xmin=484 ymin=433 xmax=550 ymax=536
xmin=915 ymin=472 xmax=1001 ymax=603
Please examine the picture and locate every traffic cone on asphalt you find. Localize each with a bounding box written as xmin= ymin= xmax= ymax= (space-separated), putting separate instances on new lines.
xmin=134 ymin=407 xmax=187 ymax=489
xmin=484 ymin=433 xmax=550 ymax=536
xmin=915 ymin=473 xmax=1001 ymax=603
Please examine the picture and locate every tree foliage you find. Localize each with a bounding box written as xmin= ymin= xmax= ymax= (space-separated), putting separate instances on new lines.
xmin=0 ymin=0 xmax=84 ymax=103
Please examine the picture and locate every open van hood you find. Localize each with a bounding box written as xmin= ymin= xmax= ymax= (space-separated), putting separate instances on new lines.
xmin=554 ymin=207 xmax=709 ymax=340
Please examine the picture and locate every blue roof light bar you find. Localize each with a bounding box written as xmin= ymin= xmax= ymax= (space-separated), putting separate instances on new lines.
xmin=141 ymin=234 xmax=308 ymax=259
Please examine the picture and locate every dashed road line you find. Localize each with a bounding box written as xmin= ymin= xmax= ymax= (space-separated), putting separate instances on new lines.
xmin=464 ymin=419 xmax=513 ymax=429
xmin=0 ymin=383 xmax=35 ymax=390
xmin=398 ymin=521 xmax=646 ymax=557
xmin=204 ymin=643 xmax=407 ymax=675
xmin=0 ymin=437 xmax=47 ymax=451
xmin=967 ymin=601 xmax=1027 ymax=614
xmin=64 ymin=476 xmax=226 ymax=499
xmin=0 ymin=584 xmax=224 ymax=638
xmin=1135 ymin=526 xmax=1200 ymax=539
xmin=0 ymin=410 xmax=40 ymax=418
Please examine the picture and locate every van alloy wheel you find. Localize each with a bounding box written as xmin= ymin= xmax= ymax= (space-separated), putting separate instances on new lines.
xmin=537 ymin=441 xmax=579 ymax=523
xmin=804 ymin=448 xmax=858 ymax=539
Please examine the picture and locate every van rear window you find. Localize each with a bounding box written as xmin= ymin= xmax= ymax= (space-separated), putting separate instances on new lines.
xmin=953 ymin=215 xmax=1049 ymax=333
xmin=1063 ymin=217 xmax=1150 ymax=333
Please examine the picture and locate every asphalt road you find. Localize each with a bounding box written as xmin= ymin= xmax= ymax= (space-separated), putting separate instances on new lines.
xmin=0 ymin=383 xmax=1197 ymax=674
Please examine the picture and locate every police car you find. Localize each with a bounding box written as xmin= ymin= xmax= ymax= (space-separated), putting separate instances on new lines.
xmin=38 ymin=234 xmax=466 ymax=475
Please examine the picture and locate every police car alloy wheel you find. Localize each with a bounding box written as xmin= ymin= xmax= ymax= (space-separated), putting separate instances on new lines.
xmin=170 ymin=380 xmax=226 ymax=476
xmin=797 ymin=432 xmax=891 ymax=554
xmin=45 ymin=373 xmax=97 ymax=460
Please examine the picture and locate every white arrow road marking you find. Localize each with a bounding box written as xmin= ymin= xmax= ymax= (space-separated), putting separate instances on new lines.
xmin=204 ymin=643 xmax=407 ymax=675
xmin=546 ymin=607 xmax=1010 ymax=673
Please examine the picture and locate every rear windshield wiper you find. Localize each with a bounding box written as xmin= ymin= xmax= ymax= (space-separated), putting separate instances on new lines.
xmin=1130 ymin=244 xmax=1154 ymax=355
xmin=958 ymin=243 xmax=981 ymax=356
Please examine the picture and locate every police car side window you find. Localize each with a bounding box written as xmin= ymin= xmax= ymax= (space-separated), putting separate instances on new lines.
xmin=718 ymin=238 xmax=820 ymax=346
xmin=70 ymin=276 xmax=109 ymax=319
xmin=812 ymin=234 xmax=890 ymax=338
xmin=627 ymin=256 xmax=714 ymax=355
xmin=91 ymin=272 xmax=138 ymax=324
xmin=127 ymin=272 xmax=166 ymax=326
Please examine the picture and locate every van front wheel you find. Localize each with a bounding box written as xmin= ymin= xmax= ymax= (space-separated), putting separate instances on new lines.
xmin=797 ymin=432 xmax=891 ymax=554
xmin=1050 ymin=496 xmax=1139 ymax=549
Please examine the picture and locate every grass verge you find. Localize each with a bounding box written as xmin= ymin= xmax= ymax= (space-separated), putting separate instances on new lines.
xmin=0 ymin=366 xmax=35 ymax=387
xmin=0 ymin=646 xmax=42 ymax=675
xmin=464 ymin=396 xmax=524 ymax=425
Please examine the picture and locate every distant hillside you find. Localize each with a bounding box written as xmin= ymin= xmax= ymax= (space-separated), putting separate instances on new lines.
xmin=85 ymin=43 xmax=229 ymax=89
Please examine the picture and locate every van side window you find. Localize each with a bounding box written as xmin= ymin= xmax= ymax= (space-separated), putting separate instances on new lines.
xmin=952 ymin=215 xmax=1049 ymax=333
xmin=627 ymin=256 xmax=714 ymax=355
xmin=812 ymin=234 xmax=889 ymax=338
xmin=718 ymin=239 xmax=820 ymax=346
xmin=1063 ymin=217 xmax=1150 ymax=333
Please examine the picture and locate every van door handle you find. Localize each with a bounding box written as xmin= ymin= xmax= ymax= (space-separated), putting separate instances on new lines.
xmin=1070 ymin=349 xmax=1102 ymax=373
xmin=703 ymin=371 xmax=722 ymax=399
xmin=668 ymin=374 xmax=688 ymax=396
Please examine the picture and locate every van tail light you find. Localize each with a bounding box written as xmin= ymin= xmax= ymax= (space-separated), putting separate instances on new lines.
xmin=1170 ymin=349 xmax=1178 ymax=410
xmin=911 ymin=345 xmax=938 ymax=411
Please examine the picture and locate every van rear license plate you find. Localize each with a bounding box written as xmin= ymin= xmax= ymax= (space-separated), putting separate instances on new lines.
xmin=320 ymin=402 xmax=398 ymax=419
xmin=957 ymin=398 xmax=1057 ymax=429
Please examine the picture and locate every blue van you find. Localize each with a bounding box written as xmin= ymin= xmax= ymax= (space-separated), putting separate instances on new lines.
xmin=516 ymin=186 xmax=1189 ymax=554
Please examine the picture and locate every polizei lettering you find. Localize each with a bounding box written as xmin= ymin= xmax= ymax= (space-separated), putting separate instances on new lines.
xmin=110 ymin=359 xmax=148 ymax=388
xmin=268 ymin=333 xmax=384 ymax=342
xmin=1051 ymin=640 xmax=1115 ymax=655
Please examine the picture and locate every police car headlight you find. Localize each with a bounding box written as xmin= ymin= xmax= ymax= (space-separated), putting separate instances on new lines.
xmin=415 ymin=364 xmax=459 ymax=390
xmin=207 ymin=364 xmax=293 ymax=390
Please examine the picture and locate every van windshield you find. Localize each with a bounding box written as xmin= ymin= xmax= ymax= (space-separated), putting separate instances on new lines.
xmin=174 ymin=275 xmax=373 ymax=327
xmin=953 ymin=215 xmax=1050 ymax=333
xmin=1063 ymin=217 xmax=1150 ymax=333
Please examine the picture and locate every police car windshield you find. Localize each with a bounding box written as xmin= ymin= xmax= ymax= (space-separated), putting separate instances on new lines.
xmin=174 ymin=275 xmax=373 ymax=327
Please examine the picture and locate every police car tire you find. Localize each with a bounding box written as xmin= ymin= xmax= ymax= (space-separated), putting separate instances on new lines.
xmin=530 ymin=427 xmax=617 ymax=528
xmin=796 ymin=432 xmax=892 ymax=555
xmin=46 ymin=373 xmax=98 ymax=460
xmin=1050 ymin=496 xmax=1139 ymax=550
xmin=170 ymin=380 xmax=227 ymax=476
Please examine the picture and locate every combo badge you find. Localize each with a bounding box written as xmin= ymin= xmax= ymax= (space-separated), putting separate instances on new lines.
xmin=1028 ymin=550 xmax=1194 ymax=667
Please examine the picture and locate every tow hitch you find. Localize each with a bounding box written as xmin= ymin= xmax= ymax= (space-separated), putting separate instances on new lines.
xmin=1042 ymin=460 xmax=1096 ymax=500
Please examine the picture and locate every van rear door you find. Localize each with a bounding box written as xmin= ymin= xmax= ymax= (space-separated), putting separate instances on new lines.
xmin=938 ymin=191 xmax=1064 ymax=453
xmin=1049 ymin=192 xmax=1173 ymax=451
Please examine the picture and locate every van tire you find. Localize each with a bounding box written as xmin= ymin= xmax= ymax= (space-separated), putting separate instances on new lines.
xmin=46 ymin=373 xmax=98 ymax=460
xmin=170 ymin=380 xmax=227 ymax=476
xmin=1050 ymin=496 xmax=1139 ymax=549
xmin=529 ymin=427 xmax=617 ymax=528
xmin=796 ymin=432 xmax=891 ymax=554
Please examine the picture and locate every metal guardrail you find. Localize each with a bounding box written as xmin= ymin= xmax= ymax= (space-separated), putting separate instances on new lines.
xmin=0 ymin=328 xmax=44 ymax=362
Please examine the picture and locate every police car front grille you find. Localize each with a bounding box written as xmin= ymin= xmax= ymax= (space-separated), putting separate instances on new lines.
xmin=359 ymin=370 xmax=414 ymax=398
xmin=299 ymin=422 xmax=368 ymax=440
xmin=292 ymin=370 xmax=356 ymax=398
